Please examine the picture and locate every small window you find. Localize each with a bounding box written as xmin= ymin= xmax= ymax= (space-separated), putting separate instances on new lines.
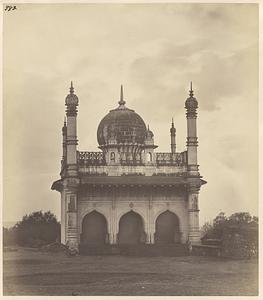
xmin=146 ymin=152 xmax=152 ymax=162
xmin=110 ymin=152 xmax=115 ymax=162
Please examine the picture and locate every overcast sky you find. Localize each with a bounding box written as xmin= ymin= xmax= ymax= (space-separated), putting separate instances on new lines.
xmin=3 ymin=3 xmax=259 ymax=226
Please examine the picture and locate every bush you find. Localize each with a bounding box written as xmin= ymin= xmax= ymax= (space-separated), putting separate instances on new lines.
xmin=201 ymin=212 xmax=258 ymax=259
xmin=3 ymin=211 xmax=60 ymax=247
xmin=3 ymin=227 xmax=17 ymax=246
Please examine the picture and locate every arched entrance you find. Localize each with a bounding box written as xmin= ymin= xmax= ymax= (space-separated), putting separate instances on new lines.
xmin=155 ymin=210 xmax=180 ymax=244
xmin=81 ymin=211 xmax=108 ymax=245
xmin=118 ymin=211 xmax=145 ymax=245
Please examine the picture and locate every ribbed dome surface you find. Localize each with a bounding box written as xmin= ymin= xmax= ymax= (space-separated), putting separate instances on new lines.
xmin=65 ymin=82 xmax=78 ymax=106
xmin=97 ymin=106 xmax=147 ymax=146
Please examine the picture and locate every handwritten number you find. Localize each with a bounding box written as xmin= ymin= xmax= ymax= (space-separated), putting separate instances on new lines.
xmin=5 ymin=5 xmax=17 ymax=11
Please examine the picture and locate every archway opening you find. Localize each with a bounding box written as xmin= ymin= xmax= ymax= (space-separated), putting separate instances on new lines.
xmin=118 ymin=211 xmax=145 ymax=245
xmin=146 ymin=152 xmax=152 ymax=162
xmin=81 ymin=211 xmax=108 ymax=245
xmin=155 ymin=210 xmax=180 ymax=244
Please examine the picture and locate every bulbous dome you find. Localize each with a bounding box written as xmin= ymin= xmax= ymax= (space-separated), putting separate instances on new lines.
xmin=185 ymin=95 xmax=198 ymax=109
xmin=185 ymin=83 xmax=198 ymax=110
xmin=97 ymin=88 xmax=147 ymax=146
xmin=65 ymin=82 xmax=78 ymax=106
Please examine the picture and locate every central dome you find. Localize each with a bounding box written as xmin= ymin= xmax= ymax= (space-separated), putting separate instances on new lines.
xmin=97 ymin=87 xmax=147 ymax=146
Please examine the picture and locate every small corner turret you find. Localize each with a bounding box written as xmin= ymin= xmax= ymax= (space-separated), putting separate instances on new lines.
xmin=170 ymin=118 xmax=176 ymax=154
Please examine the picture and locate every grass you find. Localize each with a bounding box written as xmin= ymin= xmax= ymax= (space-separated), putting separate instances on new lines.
xmin=3 ymin=246 xmax=258 ymax=296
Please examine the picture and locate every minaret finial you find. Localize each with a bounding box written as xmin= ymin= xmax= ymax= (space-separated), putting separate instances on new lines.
xmin=70 ymin=81 xmax=74 ymax=94
xmin=172 ymin=117 xmax=174 ymax=127
xmin=118 ymin=84 xmax=126 ymax=106
xmin=189 ymin=81 xmax=194 ymax=97
xmin=64 ymin=116 xmax=66 ymax=125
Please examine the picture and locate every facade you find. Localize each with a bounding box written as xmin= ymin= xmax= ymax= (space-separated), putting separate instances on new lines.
xmin=51 ymin=83 xmax=206 ymax=253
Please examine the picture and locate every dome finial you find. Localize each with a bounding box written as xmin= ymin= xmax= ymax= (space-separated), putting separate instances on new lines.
xmin=118 ymin=85 xmax=126 ymax=106
xmin=189 ymin=81 xmax=194 ymax=97
xmin=121 ymin=84 xmax=123 ymax=100
xmin=70 ymin=81 xmax=74 ymax=94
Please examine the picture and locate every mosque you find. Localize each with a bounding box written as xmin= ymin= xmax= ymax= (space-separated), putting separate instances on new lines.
xmin=51 ymin=83 xmax=206 ymax=254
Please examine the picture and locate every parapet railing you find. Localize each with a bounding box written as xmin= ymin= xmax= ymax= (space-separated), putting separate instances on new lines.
xmin=77 ymin=151 xmax=187 ymax=167
xmin=155 ymin=152 xmax=187 ymax=166
xmin=77 ymin=151 xmax=106 ymax=165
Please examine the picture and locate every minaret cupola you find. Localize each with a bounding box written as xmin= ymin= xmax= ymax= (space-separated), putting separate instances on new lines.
xmin=65 ymin=81 xmax=79 ymax=116
xmin=185 ymin=82 xmax=198 ymax=119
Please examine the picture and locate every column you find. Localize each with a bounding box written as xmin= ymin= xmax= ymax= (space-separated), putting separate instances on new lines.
xmin=148 ymin=189 xmax=155 ymax=244
xmin=110 ymin=196 xmax=117 ymax=244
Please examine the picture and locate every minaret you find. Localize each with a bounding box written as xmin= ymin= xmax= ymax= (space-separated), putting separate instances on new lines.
xmin=65 ymin=81 xmax=79 ymax=177
xmin=64 ymin=81 xmax=79 ymax=253
xmin=185 ymin=82 xmax=199 ymax=176
xmin=185 ymin=82 xmax=201 ymax=244
xmin=170 ymin=118 xmax=176 ymax=154
xmin=61 ymin=117 xmax=67 ymax=173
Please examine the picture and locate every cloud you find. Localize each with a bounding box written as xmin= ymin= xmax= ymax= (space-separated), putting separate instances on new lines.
xmin=3 ymin=3 xmax=259 ymax=224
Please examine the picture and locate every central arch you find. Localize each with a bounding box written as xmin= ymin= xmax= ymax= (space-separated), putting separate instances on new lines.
xmin=118 ymin=211 xmax=146 ymax=245
xmin=81 ymin=210 xmax=108 ymax=245
xmin=155 ymin=210 xmax=180 ymax=244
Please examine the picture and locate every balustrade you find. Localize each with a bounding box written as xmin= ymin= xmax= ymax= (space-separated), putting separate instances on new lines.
xmin=77 ymin=151 xmax=106 ymax=165
xmin=76 ymin=151 xmax=187 ymax=167
xmin=156 ymin=152 xmax=186 ymax=166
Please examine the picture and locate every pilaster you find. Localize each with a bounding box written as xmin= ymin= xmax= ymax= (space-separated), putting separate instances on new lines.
xmin=187 ymin=184 xmax=201 ymax=244
xmin=110 ymin=195 xmax=118 ymax=244
xmin=63 ymin=177 xmax=80 ymax=253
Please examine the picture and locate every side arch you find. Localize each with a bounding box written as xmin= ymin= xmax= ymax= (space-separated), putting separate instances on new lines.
xmin=153 ymin=208 xmax=184 ymax=228
xmin=154 ymin=210 xmax=181 ymax=244
xmin=79 ymin=207 xmax=110 ymax=231
xmin=81 ymin=210 xmax=108 ymax=245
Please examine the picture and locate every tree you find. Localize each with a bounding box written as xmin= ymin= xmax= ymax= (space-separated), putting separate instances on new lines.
xmin=202 ymin=211 xmax=258 ymax=240
xmin=200 ymin=221 xmax=213 ymax=238
xmin=212 ymin=212 xmax=228 ymax=238
xmin=228 ymin=212 xmax=253 ymax=225
xmin=12 ymin=210 xmax=60 ymax=247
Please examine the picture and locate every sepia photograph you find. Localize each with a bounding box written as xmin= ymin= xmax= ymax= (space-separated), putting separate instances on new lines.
xmin=2 ymin=2 xmax=260 ymax=297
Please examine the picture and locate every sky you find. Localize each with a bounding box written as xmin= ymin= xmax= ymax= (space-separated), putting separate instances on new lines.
xmin=3 ymin=3 xmax=259 ymax=226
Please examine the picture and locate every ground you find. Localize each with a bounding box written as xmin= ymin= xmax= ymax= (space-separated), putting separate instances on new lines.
xmin=3 ymin=247 xmax=258 ymax=296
